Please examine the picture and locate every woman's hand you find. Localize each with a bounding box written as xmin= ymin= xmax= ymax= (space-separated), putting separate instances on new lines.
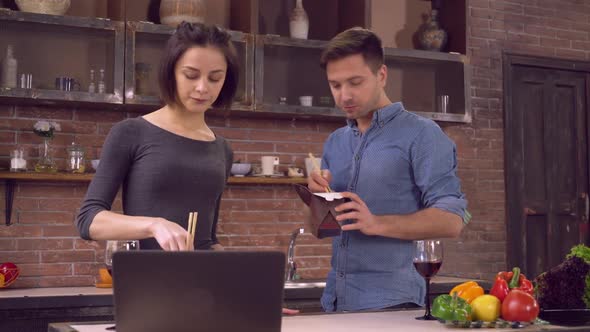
xmin=148 ymin=218 xmax=193 ymax=251
xmin=282 ymin=307 xmax=300 ymax=315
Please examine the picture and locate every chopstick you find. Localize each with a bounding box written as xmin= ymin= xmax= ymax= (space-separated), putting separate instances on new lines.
xmin=186 ymin=212 xmax=198 ymax=250
xmin=308 ymin=153 xmax=332 ymax=193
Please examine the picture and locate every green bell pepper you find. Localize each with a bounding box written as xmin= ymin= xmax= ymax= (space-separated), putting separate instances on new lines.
xmin=431 ymin=293 xmax=472 ymax=321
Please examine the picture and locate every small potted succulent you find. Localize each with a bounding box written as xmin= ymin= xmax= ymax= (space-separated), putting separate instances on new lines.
xmin=230 ymin=159 xmax=252 ymax=177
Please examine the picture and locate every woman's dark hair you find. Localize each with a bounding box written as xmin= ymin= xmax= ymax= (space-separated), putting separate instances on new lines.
xmin=159 ymin=22 xmax=239 ymax=109
xmin=320 ymin=27 xmax=384 ymax=73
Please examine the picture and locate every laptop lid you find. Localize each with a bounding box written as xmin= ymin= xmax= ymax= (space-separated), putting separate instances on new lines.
xmin=112 ymin=251 xmax=285 ymax=332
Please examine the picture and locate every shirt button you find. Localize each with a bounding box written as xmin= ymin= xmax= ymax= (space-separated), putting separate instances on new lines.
xmin=338 ymin=272 xmax=345 ymax=278
xmin=355 ymin=155 xmax=360 ymax=161
xmin=339 ymin=242 xmax=346 ymax=248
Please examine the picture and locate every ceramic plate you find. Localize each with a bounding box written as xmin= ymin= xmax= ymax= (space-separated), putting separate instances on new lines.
xmin=539 ymin=309 xmax=590 ymax=326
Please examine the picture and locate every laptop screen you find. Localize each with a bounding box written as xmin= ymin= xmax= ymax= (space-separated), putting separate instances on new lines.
xmin=112 ymin=251 xmax=285 ymax=332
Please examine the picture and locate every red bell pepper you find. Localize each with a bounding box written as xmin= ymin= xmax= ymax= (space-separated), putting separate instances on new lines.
xmin=489 ymin=267 xmax=534 ymax=302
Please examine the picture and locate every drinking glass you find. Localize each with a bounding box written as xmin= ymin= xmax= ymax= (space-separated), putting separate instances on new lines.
xmin=105 ymin=240 xmax=139 ymax=276
xmin=413 ymin=239 xmax=443 ymax=320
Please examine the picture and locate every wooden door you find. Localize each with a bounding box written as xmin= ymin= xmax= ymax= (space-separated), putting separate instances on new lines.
xmin=505 ymin=57 xmax=590 ymax=278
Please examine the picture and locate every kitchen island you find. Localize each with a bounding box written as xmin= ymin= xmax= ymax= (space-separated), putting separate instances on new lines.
xmin=48 ymin=310 xmax=590 ymax=332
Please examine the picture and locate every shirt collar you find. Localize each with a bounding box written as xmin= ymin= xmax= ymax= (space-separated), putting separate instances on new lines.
xmin=346 ymin=102 xmax=405 ymax=131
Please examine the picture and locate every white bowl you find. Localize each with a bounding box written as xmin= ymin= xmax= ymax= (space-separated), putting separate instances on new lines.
xmin=91 ymin=159 xmax=100 ymax=171
xmin=230 ymin=163 xmax=251 ymax=177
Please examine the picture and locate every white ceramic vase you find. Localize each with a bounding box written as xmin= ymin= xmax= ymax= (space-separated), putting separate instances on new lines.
xmin=289 ymin=0 xmax=309 ymax=39
xmin=160 ymin=0 xmax=207 ymax=27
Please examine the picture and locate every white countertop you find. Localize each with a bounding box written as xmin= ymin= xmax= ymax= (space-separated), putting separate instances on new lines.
xmin=60 ymin=310 xmax=576 ymax=332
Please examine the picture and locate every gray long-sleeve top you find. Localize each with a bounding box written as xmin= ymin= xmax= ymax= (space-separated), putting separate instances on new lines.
xmin=76 ymin=117 xmax=233 ymax=250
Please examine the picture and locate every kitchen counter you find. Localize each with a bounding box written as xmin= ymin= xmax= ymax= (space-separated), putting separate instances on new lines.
xmin=48 ymin=310 xmax=590 ymax=332
xmin=0 ymin=276 xmax=490 ymax=332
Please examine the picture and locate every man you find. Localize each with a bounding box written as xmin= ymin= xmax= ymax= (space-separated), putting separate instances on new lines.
xmin=308 ymin=27 xmax=469 ymax=312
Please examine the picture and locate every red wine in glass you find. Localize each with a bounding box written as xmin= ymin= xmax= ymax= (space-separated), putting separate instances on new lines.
xmin=413 ymin=240 xmax=443 ymax=321
xmin=413 ymin=260 xmax=442 ymax=278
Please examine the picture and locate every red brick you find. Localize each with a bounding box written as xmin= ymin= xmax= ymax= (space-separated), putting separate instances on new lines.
xmin=73 ymin=262 xmax=102 ymax=275
xmin=0 ymin=105 xmax=14 ymax=117
xmin=17 ymin=238 xmax=74 ymax=250
xmin=38 ymin=275 xmax=94 ymax=287
xmin=572 ymin=41 xmax=590 ymax=51
xmin=38 ymin=198 xmax=83 ymax=211
xmin=59 ymin=122 xmax=98 ymax=135
xmin=16 ymin=106 xmax=73 ymax=120
xmin=507 ymin=33 xmax=540 ymax=45
xmin=0 ymin=225 xmax=43 ymax=238
xmin=541 ymin=38 xmax=571 ymax=48
xmin=556 ymin=48 xmax=588 ymax=60
xmin=296 ymin=245 xmax=332 ymax=257
xmin=18 ymin=184 xmax=76 ymax=198
xmin=0 ymin=251 xmax=40 ymax=264
xmin=556 ymin=30 xmax=588 ymax=41
xmin=524 ymin=25 xmax=557 ymax=38
xmin=43 ymin=225 xmax=80 ymax=237
xmin=226 ymin=187 xmax=274 ymax=199
xmin=0 ymin=239 xmax=16 ymax=250
xmin=490 ymin=1 xmax=523 ymax=13
xmin=41 ymin=250 xmax=95 ymax=263
xmin=247 ymin=199 xmax=298 ymax=211
xmin=523 ymin=6 xmax=555 ymax=17
xmin=18 ymin=263 xmax=72 ymax=277
xmin=470 ymin=0 xmax=490 ymax=8
xmin=75 ymin=110 xmax=125 ymax=123
xmin=229 ymin=141 xmax=275 ymax=153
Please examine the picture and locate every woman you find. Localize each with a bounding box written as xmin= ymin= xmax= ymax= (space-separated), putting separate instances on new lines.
xmin=76 ymin=22 xmax=238 ymax=251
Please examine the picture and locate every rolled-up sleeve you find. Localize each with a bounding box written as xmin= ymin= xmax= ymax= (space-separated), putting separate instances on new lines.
xmin=75 ymin=121 xmax=135 ymax=240
xmin=410 ymin=123 xmax=468 ymax=223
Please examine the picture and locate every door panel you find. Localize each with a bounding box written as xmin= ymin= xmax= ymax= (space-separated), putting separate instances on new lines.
xmin=506 ymin=62 xmax=588 ymax=279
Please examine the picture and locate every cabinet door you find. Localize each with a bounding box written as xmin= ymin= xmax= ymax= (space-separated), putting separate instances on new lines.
xmin=254 ymin=35 xmax=341 ymax=118
xmin=383 ymin=48 xmax=471 ymax=123
xmin=0 ymin=10 xmax=124 ymax=106
xmin=125 ymin=21 xmax=254 ymax=111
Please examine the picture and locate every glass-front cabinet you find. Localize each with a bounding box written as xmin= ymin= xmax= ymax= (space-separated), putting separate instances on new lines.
xmin=125 ymin=21 xmax=254 ymax=111
xmin=0 ymin=9 xmax=124 ymax=106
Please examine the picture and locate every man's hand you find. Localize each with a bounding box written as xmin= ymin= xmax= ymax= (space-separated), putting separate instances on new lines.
xmin=335 ymin=192 xmax=381 ymax=236
xmin=307 ymin=169 xmax=333 ymax=193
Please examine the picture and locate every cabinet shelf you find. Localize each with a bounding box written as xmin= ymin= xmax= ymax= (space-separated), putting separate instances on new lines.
xmin=0 ymin=171 xmax=307 ymax=226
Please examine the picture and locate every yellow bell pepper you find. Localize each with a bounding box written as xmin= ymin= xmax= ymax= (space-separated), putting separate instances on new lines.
xmin=449 ymin=281 xmax=484 ymax=304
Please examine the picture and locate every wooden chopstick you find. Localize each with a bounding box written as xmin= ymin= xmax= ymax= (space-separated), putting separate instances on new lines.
xmin=186 ymin=212 xmax=198 ymax=250
xmin=308 ymin=153 xmax=332 ymax=193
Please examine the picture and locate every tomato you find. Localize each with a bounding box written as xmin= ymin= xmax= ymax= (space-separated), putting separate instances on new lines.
xmin=0 ymin=262 xmax=20 ymax=288
xmin=501 ymin=289 xmax=539 ymax=322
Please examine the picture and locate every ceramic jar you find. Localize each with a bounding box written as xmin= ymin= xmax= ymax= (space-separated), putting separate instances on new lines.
xmin=15 ymin=0 xmax=70 ymax=15
xmin=417 ymin=9 xmax=447 ymax=52
xmin=159 ymin=0 xmax=206 ymax=27
xmin=289 ymin=0 xmax=309 ymax=39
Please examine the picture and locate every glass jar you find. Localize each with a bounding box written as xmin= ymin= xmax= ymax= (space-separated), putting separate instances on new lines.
xmin=67 ymin=142 xmax=86 ymax=173
xmin=10 ymin=146 xmax=27 ymax=172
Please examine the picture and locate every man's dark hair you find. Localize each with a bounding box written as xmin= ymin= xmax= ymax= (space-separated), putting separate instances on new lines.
xmin=320 ymin=27 xmax=384 ymax=73
xmin=159 ymin=22 xmax=239 ymax=109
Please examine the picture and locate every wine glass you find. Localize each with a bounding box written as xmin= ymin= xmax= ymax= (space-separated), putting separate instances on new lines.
xmin=105 ymin=240 xmax=139 ymax=277
xmin=413 ymin=239 xmax=443 ymax=320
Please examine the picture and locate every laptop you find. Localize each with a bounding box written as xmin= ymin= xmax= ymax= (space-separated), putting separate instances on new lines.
xmin=112 ymin=251 xmax=285 ymax=332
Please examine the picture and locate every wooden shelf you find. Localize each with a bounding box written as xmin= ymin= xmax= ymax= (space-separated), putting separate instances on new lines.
xmin=0 ymin=171 xmax=307 ymax=226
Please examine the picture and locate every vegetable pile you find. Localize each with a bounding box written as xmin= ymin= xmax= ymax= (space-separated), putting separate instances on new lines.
xmin=534 ymin=244 xmax=590 ymax=309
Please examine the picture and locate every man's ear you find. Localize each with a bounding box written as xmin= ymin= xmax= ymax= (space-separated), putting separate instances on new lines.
xmin=378 ymin=64 xmax=387 ymax=86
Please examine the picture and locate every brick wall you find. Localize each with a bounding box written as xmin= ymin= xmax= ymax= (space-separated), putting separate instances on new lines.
xmin=2 ymin=0 xmax=590 ymax=288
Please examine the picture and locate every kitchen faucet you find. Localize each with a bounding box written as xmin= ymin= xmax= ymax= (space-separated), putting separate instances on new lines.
xmin=286 ymin=228 xmax=304 ymax=281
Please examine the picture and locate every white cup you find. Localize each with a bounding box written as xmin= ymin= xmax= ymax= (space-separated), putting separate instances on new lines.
xmin=299 ymin=95 xmax=313 ymax=107
xmin=261 ymin=156 xmax=279 ymax=175
xmin=304 ymin=157 xmax=322 ymax=177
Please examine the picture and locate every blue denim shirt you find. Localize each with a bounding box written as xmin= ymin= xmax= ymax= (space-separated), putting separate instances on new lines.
xmin=320 ymin=102 xmax=468 ymax=312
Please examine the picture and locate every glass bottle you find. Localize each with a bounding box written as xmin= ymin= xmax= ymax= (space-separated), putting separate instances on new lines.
xmin=2 ymin=45 xmax=17 ymax=88
xmin=10 ymin=146 xmax=26 ymax=172
xmin=88 ymin=69 xmax=96 ymax=93
xmin=98 ymin=69 xmax=105 ymax=94
xmin=66 ymin=142 xmax=86 ymax=173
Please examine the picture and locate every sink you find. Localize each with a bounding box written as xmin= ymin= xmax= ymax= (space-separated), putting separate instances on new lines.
xmin=284 ymin=279 xmax=326 ymax=289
